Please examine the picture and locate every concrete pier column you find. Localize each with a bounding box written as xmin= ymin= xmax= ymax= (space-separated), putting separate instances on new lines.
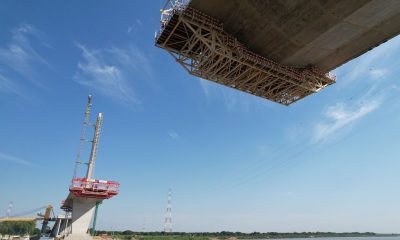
xmin=64 ymin=197 xmax=97 ymax=240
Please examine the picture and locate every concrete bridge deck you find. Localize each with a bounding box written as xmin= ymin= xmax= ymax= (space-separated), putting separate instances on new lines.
xmin=189 ymin=0 xmax=400 ymax=72
xmin=156 ymin=0 xmax=400 ymax=105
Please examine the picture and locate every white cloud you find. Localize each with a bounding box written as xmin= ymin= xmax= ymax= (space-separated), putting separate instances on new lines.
xmin=0 ymin=73 xmax=22 ymax=96
xmin=199 ymin=78 xmax=211 ymax=98
xmin=0 ymin=152 xmax=33 ymax=167
xmin=127 ymin=19 xmax=144 ymax=34
xmin=198 ymin=78 xmax=272 ymax=112
xmin=136 ymin=19 xmax=143 ymax=27
xmin=199 ymin=78 xmax=243 ymax=111
xmin=285 ymin=123 xmax=306 ymax=143
xmin=0 ymin=24 xmax=49 ymax=87
xmin=369 ymin=68 xmax=388 ymax=79
xmin=168 ymin=130 xmax=179 ymax=140
xmin=127 ymin=26 xmax=134 ymax=34
xmin=340 ymin=36 xmax=400 ymax=84
xmin=256 ymin=143 xmax=271 ymax=156
xmin=75 ymin=44 xmax=152 ymax=105
xmin=284 ymin=191 xmax=295 ymax=196
xmin=313 ymin=100 xmax=381 ymax=142
xmin=312 ymin=39 xmax=400 ymax=142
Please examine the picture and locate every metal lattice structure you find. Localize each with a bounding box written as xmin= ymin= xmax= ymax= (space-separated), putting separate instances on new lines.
xmin=68 ymin=97 xmax=120 ymax=201
xmin=5 ymin=202 xmax=13 ymax=218
xmin=164 ymin=189 xmax=172 ymax=233
xmin=156 ymin=0 xmax=336 ymax=105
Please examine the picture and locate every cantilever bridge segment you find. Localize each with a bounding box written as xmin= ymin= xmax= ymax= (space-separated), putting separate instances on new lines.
xmin=56 ymin=96 xmax=120 ymax=240
xmin=156 ymin=0 xmax=400 ymax=105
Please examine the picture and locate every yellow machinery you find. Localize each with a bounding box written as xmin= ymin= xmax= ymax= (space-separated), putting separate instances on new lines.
xmin=0 ymin=205 xmax=54 ymax=235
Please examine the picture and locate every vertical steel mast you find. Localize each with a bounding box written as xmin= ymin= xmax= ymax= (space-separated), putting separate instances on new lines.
xmin=73 ymin=95 xmax=93 ymax=178
xmin=62 ymin=95 xmax=119 ymax=239
xmin=164 ymin=189 xmax=172 ymax=233
xmin=86 ymin=112 xmax=103 ymax=180
xmin=5 ymin=201 xmax=13 ymax=218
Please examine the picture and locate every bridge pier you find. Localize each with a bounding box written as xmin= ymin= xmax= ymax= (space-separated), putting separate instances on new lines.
xmin=66 ymin=197 xmax=98 ymax=239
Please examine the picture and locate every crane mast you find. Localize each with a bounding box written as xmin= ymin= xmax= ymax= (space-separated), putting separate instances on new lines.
xmin=73 ymin=95 xmax=93 ymax=178
xmin=72 ymin=95 xmax=104 ymax=180
xmin=86 ymin=112 xmax=103 ymax=180
xmin=68 ymin=96 xmax=119 ymax=202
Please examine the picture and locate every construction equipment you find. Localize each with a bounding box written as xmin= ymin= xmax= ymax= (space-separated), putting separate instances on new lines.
xmin=156 ymin=0 xmax=335 ymax=105
xmin=57 ymin=95 xmax=119 ymax=240
xmin=156 ymin=0 xmax=400 ymax=105
xmin=0 ymin=205 xmax=55 ymax=236
xmin=39 ymin=205 xmax=53 ymax=235
xmin=68 ymin=96 xmax=119 ymax=200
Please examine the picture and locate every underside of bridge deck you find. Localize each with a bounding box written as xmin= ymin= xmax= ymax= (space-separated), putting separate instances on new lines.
xmin=156 ymin=0 xmax=400 ymax=105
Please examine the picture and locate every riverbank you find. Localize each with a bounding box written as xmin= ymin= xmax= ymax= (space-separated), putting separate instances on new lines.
xmin=93 ymin=232 xmax=400 ymax=240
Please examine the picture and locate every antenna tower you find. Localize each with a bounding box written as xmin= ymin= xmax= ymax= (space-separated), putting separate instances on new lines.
xmin=164 ymin=189 xmax=172 ymax=233
xmin=5 ymin=201 xmax=13 ymax=218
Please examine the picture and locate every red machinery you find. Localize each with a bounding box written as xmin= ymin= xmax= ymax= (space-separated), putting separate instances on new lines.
xmin=69 ymin=178 xmax=119 ymax=199
xmin=67 ymin=96 xmax=120 ymax=201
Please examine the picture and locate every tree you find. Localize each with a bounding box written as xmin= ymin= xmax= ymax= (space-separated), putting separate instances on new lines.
xmin=0 ymin=221 xmax=35 ymax=235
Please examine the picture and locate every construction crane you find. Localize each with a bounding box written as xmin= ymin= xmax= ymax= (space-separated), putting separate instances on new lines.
xmin=0 ymin=205 xmax=55 ymax=235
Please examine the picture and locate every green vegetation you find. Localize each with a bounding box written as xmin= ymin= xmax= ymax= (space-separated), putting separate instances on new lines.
xmin=94 ymin=231 xmax=400 ymax=240
xmin=0 ymin=221 xmax=36 ymax=236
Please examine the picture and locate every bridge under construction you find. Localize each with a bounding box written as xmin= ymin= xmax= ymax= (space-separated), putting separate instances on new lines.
xmin=156 ymin=0 xmax=400 ymax=105
xmin=0 ymin=96 xmax=119 ymax=240
xmin=57 ymin=96 xmax=119 ymax=240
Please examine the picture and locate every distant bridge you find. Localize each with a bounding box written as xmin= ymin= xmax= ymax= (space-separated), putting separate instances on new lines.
xmin=156 ymin=0 xmax=400 ymax=105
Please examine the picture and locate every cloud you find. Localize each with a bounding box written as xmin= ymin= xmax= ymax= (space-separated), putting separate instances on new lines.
xmin=284 ymin=191 xmax=295 ymax=196
xmin=75 ymin=44 xmax=152 ymax=105
xmin=369 ymin=68 xmax=388 ymax=79
xmin=313 ymin=100 xmax=381 ymax=143
xmin=285 ymin=123 xmax=306 ymax=143
xmin=199 ymin=78 xmax=245 ymax=111
xmin=199 ymin=78 xmax=272 ymax=112
xmin=168 ymin=130 xmax=180 ymax=140
xmin=199 ymin=78 xmax=211 ymax=98
xmin=127 ymin=19 xmax=144 ymax=34
xmin=0 ymin=73 xmax=22 ymax=96
xmin=256 ymin=143 xmax=272 ymax=156
xmin=339 ymin=36 xmax=400 ymax=84
xmin=127 ymin=26 xmax=134 ymax=34
xmin=0 ymin=24 xmax=49 ymax=88
xmin=311 ymin=37 xmax=400 ymax=143
xmin=0 ymin=152 xmax=33 ymax=167
xmin=311 ymin=38 xmax=400 ymax=143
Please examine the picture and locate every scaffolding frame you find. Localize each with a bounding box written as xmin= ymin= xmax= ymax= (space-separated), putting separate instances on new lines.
xmin=156 ymin=1 xmax=335 ymax=105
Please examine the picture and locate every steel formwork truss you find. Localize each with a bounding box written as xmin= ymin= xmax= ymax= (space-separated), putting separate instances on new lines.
xmin=156 ymin=3 xmax=335 ymax=105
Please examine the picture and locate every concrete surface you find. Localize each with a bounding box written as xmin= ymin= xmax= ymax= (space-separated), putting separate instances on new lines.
xmin=189 ymin=0 xmax=400 ymax=71
xmin=62 ymin=196 xmax=97 ymax=240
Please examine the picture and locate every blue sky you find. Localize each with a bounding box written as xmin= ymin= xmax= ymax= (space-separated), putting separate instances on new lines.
xmin=1 ymin=0 xmax=400 ymax=233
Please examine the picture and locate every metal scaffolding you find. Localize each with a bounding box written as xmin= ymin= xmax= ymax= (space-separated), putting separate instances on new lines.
xmin=156 ymin=0 xmax=336 ymax=105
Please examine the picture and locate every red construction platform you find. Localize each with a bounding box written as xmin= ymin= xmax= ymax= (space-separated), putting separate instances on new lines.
xmin=69 ymin=178 xmax=119 ymax=199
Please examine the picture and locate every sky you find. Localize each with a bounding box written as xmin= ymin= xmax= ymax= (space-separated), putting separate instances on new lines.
xmin=1 ymin=0 xmax=400 ymax=234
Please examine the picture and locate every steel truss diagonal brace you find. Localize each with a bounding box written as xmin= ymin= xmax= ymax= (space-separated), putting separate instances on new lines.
xmin=156 ymin=5 xmax=335 ymax=105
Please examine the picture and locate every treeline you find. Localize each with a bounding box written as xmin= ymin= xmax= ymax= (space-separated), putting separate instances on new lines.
xmin=0 ymin=221 xmax=37 ymax=236
xmin=95 ymin=230 xmax=398 ymax=239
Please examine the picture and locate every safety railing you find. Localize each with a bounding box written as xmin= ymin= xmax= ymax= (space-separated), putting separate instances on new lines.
xmin=325 ymin=71 xmax=337 ymax=82
xmin=157 ymin=0 xmax=191 ymax=39
xmin=69 ymin=178 xmax=119 ymax=199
